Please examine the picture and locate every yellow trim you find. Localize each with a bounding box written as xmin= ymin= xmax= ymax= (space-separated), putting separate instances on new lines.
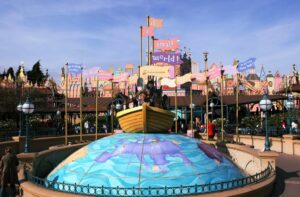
xmin=116 ymin=105 xmax=174 ymax=118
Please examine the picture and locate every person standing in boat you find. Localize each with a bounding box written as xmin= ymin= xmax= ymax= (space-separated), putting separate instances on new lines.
xmin=137 ymin=90 xmax=148 ymax=106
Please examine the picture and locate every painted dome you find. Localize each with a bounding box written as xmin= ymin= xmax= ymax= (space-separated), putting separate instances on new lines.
xmin=47 ymin=134 xmax=244 ymax=191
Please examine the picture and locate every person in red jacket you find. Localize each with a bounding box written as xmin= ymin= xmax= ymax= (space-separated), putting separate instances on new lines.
xmin=207 ymin=119 xmax=215 ymax=140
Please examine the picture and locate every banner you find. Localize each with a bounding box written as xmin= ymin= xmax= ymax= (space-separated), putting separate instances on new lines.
xmin=161 ymin=78 xmax=176 ymax=87
xmin=82 ymin=67 xmax=99 ymax=79
xmin=128 ymin=74 xmax=138 ymax=85
xmin=149 ymin=17 xmax=163 ymax=28
xmin=176 ymin=73 xmax=192 ymax=85
xmin=140 ymin=65 xmax=170 ymax=79
xmin=113 ymin=72 xmax=129 ymax=82
xmin=151 ymin=52 xmax=183 ymax=65
xmin=154 ymin=38 xmax=179 ymax=51
xmin=97 ymin=70 xmax=113 ymax=80
xmin=192 ymin=72 xmax=206 ymax=83
xmin=142 ymin=26 xmax=154 ymax=37
xmin=67 ymin=63 xmax=82 ymax=75
xmin=208 ymin=66 xmax=221 ymax=79
xmin=223 ymin=65 xmax=237 ymax=75
xmin=238 ymin=58 xmax=256 ymax=72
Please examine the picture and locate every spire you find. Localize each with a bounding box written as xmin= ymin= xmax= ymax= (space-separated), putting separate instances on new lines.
xmin=259 ymin=64 xmax=266 ymax=80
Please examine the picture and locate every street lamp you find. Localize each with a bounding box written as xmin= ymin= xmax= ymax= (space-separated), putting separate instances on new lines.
xmin=17 ymin=102 xmax=23 ymax=136
xmin=110 ymin=104 xmax=115 ymax=133
xmin=190 ymin=103 xmax=195 ymax=132
xmin=259 ymin=93 xmax=272 ymax=151
xmin=285 ymin=94 xmax=294 ymax=134
xmin=56 ymin=110 xmax=61 ymax=135
xmin=22 ymin=97 xmax=34 ymax=153
xmin=209 ymin=101 xmax=215 ymax=120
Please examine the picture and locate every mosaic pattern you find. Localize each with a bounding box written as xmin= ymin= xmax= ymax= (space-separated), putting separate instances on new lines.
xmin=47 ymin=134 xmax=245 ymax=188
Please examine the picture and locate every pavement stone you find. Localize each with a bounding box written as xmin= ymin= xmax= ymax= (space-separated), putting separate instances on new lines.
xmin=272 ymin=154 xmax=300 ymax=197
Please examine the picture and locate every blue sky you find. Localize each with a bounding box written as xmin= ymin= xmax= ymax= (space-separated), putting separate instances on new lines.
xmin=0 ymin=0 xmax=300 ymax=82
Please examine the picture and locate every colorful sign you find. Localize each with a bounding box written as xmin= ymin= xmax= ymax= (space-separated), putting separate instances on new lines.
xmin=149 ymin=17 xmax=163 ymax=28
xmin=151 ymin=52 xmax=183 ymax=65
xmin=237 ymin=58 xmax=256 ymax=72
xmin=142 ymin=26 xmax=154 ymax=37
xmin=154 ymin=38 xmax=179 ymax=51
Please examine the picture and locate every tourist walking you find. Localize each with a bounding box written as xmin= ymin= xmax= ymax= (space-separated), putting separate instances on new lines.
xmin=0 ymin=147 xmax=19 ymax=197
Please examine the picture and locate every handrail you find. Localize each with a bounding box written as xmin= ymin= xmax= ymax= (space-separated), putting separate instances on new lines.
xmin=24 ymin=164 xmax=273 ymax=196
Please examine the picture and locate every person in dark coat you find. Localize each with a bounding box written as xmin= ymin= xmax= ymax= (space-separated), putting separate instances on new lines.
xmin=0 ymin=147 xmax=19 ymax=197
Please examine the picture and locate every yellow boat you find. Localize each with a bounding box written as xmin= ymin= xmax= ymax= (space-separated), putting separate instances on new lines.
xmin=116 ymin=103 xmax=175 ymax=133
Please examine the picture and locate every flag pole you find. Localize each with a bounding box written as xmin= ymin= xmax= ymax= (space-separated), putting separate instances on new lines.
xmin=204 ymin=52 xmax=209 ymax=138
xmin=64 ymin=63 xmax=68 ymax=145
xmin=152 ymin=36 xmax=155 ymax=53
xmin=147 ymin=16 xmax=150 ymax=65
xmin=190 ymin=81 xmax=193 ymax=134
xmin=221 ymin=66 xmax=224 ymax=141
xmin=175 ymin=74 xmax=178 ymax=133
xmin=236 ymin=64 xmax=239 ymax=143
xmin=95 ymin=70 xmax=99 ymax=140
xmin=111 ymin=77 xmax=114 ymax=133
xmin=140 ymin=26 xmax=143 ymax=69
xmin=80 ymin=66 xmax=83 ymax=142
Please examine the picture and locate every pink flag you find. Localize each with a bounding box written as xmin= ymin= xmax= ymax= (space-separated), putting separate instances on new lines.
xmin=142 ymin=26 xmax=154 ymax=37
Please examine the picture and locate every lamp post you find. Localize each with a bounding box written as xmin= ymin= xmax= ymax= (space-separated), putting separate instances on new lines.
xmin=56 ymin=110 xmax=61 ymax=135
xmin=203 ymin=52 xmax=209 ymax=140
xmin=259 ymin=93 xmax=272 ymax=151
xmin=190 ymin=103 xmax=195 ymax=132
xmin=285 ymin=94 xmax=294 ymax=134
xmin=115 ymin=102 xmax=122 ymax=129
xmin=209 ymin=101 xmax=214 ymax=120
xmin=22 ymin=97 xmax=34 ymax=153
xmin=17 ymin=102 xmax=23 ymax=136
xmin=110 ymin=104 xmax=115 ymax=133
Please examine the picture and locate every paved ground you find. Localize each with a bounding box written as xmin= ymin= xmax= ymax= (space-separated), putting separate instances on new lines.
xmin=272 ymin=154 xmax=300 ymax=197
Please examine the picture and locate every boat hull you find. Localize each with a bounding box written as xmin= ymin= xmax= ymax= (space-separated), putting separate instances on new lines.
xmin=116 ymin=103 xmax=175 ymax=133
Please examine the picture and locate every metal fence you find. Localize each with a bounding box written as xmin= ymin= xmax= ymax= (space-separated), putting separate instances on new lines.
xmin=25 ymin=164 xmax=272 ymax=196
xmin=213 ymin=124 xmax=300 ymax=137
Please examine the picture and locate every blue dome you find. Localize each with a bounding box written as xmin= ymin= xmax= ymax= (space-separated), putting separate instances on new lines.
xmin=47 ymin=134 xmax=244 ymax=190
